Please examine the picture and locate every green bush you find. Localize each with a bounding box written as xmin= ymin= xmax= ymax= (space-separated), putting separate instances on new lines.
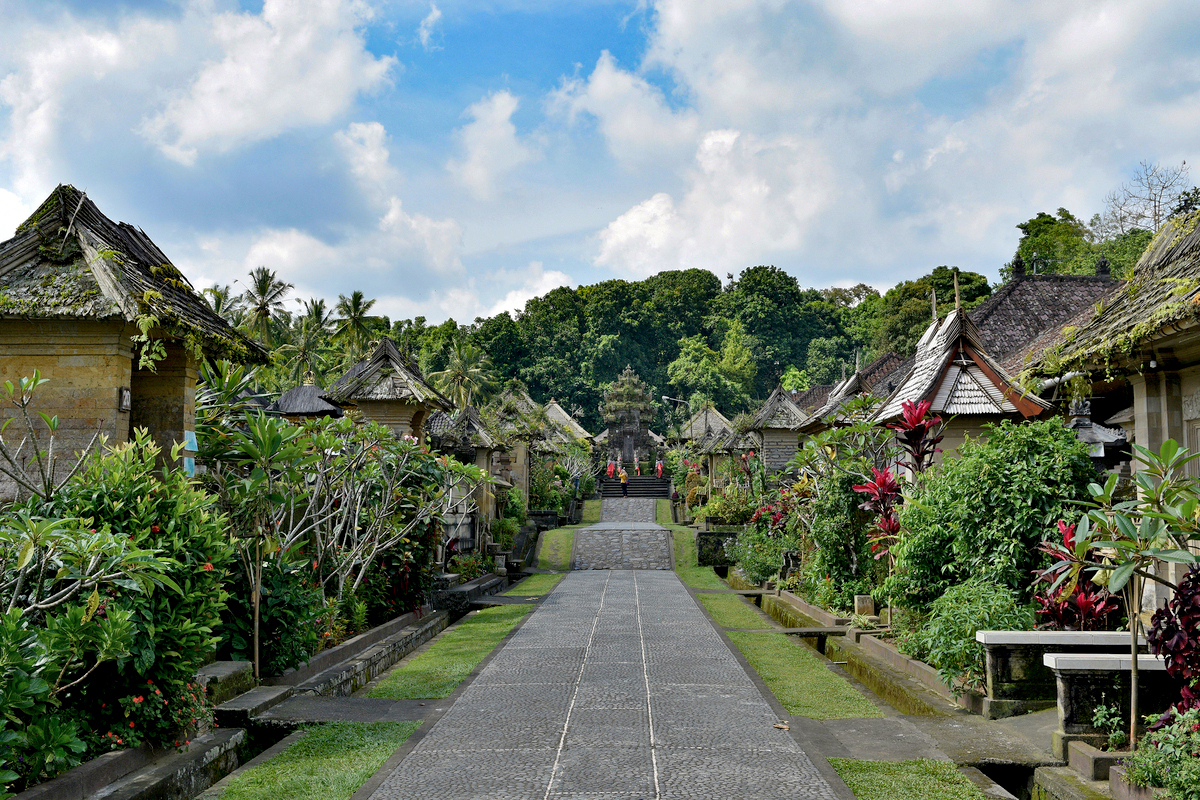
xmin=220 ymin=560 xmax=323 ymax=677
xmin=448 ymin=550 xmax=490 ymax=581
xmin=49 ymin=431 xmax=235 ymax=746
xmin=1123 ymin=707 xmax=1200 ymax=799
xmin=906 ymin=579 xmax=1033 ymax=694
xmin=492 ymin=517 xmax=519 ymax=550
xmin=725 ymin=527 xmax=799 ymax=584
xmin=887 ymin=418 xmax=1096 ymax=610
xmin=807 ymin=472 xmax=878 ymax=610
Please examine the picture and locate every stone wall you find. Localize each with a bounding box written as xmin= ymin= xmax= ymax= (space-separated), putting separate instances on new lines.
xmin=0 ymin=319 xmax=134 ymax=499
xmin=760 ymin=428 xmax=798 ymax=471
xmin=357 ymin=399 xmax=424 ymax=440
xmin=129 ymin=337 xmax=198 ymax=466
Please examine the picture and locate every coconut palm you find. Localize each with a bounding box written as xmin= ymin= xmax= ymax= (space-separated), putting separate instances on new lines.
xmin=276 ymin=317 xmax=329 ymax=386
xmin=201 ymin=284 xmax=246 ymax=326
xmin=333 ymin=290 xmax=381 ymax=360
xmin=240 ymin=267 xmax=294 ymax=347
xmin=429 ymin=340 xmax=498 ymax=408
xmin=301 ymin=298 xmax=333 ymax=332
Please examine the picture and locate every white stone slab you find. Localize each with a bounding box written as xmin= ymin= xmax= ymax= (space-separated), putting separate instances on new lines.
xmin=976 ymin=630 xmax=1144 ymax=646
xmin=1042 ymin=652 xmax=1167 ymax=671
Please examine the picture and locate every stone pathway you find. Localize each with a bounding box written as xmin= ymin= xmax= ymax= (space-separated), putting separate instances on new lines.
xmin=572 ymin=498 xmax=672 ymax=570
xmin=366 ymin=570 xmax=842 ymax=800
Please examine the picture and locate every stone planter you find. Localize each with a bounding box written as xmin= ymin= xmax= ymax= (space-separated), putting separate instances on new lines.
xmin=527 ymin=509 xmax=560 ymax=532
xmin=1068 ymin=740 xmax=1128 ymax=781
xmin=1109 ymin=766 xmax=1156 ymax=800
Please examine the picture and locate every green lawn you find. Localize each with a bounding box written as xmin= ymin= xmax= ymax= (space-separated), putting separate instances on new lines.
xmin=536 ymin=528 xmax=574 ymax=570
xmin=698 ymin=593 xmax=771 ymax=629
xmin=726 ymin=631 xmax=883 ymax=720
xmin=579 ymin=497 xmax=601 ymax=525
xmin=670 ymin=521 xmax=728 ymax=590
xmin=503 ymin=572 xmax=563 ymax=596
xmin=213 ymin=722 xmax=419 ymax=800
xmin=656 ymin=498 xmax=672 ymax=525
xmin=828 ymin=759 xmax=985 ymax=800
xmin=366 ymin=605 xmax=533 ymax=699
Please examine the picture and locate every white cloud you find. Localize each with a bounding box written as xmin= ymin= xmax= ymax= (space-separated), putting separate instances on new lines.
xmin=335 ymin=121 xmax=402 ymax=202
xmin=417 ymin=3 xmax=443 ymax=51
xmin=552 ymin=50 xmax=698 ymax=169
xmin=596 ymin=129 xmax=833 ymax=276
xmin=141 ymin=0 xmax=394 ymax=165
xmin=446 ymin=90 xmax=537 ymax=200
xmin=486 ymin=262 xmax=573 ymax=316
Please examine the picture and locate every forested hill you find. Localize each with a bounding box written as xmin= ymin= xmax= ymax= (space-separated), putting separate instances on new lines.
xmin=400 ymin=264 xmax=993 ymax=433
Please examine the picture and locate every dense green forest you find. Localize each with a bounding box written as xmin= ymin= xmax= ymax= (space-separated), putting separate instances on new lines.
xmin=207 ymin=175 xmax=1188 ymax=433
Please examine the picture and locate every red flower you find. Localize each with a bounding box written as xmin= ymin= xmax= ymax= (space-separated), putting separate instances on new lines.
xmin=133 ymin=696 xmax=144 ymax=704
xmin=151 ymin=525 xmax=160 ymax=534
xmin=129 ymin=722 xmax=135 ymax=728
xmin=203 ymin=563 xmax=214 ymax=572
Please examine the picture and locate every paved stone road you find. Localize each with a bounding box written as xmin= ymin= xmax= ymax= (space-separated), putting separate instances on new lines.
xmin=368 ymin=570 xmax=841 ymax=800
xmin=600 ymin=498 xmax=658 ymax=523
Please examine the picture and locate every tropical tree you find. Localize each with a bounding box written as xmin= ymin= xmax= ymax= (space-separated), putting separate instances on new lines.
xmin=276 ymin=317 xmax=329 ymax=386
xmin=333 ymin=290 xmax=381 ymax=361
xmin=201 ymin=284 xmax=246 ymax=327
xmin=240 ymin=267 xmax=294 ymax=347
xmin=301 ymin=298 xmax=333 ymax=331
xmin=428 ymin=340 xmax=498 ymax=408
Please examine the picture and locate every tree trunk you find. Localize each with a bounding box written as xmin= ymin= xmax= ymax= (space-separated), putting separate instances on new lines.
xmin=1128 ymin=575 xmax=1141 ymax=751
xmin=253 ymin=537 xmax=262 ymax=681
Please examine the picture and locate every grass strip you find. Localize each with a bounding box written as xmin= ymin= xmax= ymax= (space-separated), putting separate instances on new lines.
xmin=216 ymin=721 xmax=419 ymax=800
xmin=367 ymin=605 xmax=533 ymax=699
xmin=828 ymin=758 xmax=984 ymax=800
xmin=656 ymin=498 xmax=672 ymax=525
xmin=726 ymin=631 xmax=883 ymax=720
xmin=503 ymin=572 xmax=564 ymax=596
xmin=579 ymin=498 xmax=601 ymax=525
xmin=698 ymin=593 xmax=772 ymax=629
xmin=670 ymin=523 xmax=729 ymax=590
xmin=536 ymin=528 xmax=574 ymax=570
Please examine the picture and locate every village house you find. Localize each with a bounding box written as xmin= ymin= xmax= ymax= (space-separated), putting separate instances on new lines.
xmin=321 ymin=337 xmax=453 ymax=441
xmin=0 ymin=185 xmax=265 ymax=495
xmin=266 ymin=371 xmax=344 ymax=422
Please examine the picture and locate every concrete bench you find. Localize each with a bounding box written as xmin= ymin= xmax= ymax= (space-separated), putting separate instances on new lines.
xmin=974 ymin=630 xmax=1145 ymax=719
xmin=1042 ymin=652 xmax=1176 ymax=759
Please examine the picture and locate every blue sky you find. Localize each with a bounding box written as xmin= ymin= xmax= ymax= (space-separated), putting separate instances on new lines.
xmin=1 ymin=0 xmax=1198 ymax=323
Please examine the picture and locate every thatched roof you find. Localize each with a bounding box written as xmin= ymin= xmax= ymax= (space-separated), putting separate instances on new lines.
xmin=1029 ymin=216 xmax=1200 ymax=373
xmin=544 ymin=399 xmax=591 ymax=440
xmin=677 ymin=406 xmax=733 ymax=441
xmin=752 ymin=385 xmax=807 ymax=431
xmin=800 ymin=351 xmax=907 ymax=429
xmin=700 ymin=428 xmax=761 ymax=455
xmin=0 ymin=184 xmax=266 ymax=362
xmin=267 ymin=382 xmax=343 ymax=418
xmin=430 ymin=405 xmax=497 ymax=450
xmin=874 ymin=307 xmax=1051 ymax=422
xmin=324 ymin=338 xmax=452 ymax=410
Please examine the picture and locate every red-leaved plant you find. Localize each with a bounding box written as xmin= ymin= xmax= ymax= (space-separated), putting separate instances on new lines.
xmin=888 ymin=399 xmax=944 ymax=473
xmin=1148 ymin=568 xmax=1200 ymax=724
xmin=853 ymin=467 xmax=903 ymax=563
xmin=1033 ymin=521 xmax=1120 ymax=631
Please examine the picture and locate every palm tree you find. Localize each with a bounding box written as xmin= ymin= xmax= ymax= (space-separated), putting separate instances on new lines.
xmin=277 ymin=317 xmax=329 ymax=385
xmin=240 ymin=267 xmax=294 ymax=347
xmin=301 ymin=298 xmax=333 ymax=331
xmin=333 ymin=291 xmax=381 ymax=360
xmin=429 ymin=339 xmax=498 ymax=408
xmin=201 ymin=284 xmax=246 ymax=326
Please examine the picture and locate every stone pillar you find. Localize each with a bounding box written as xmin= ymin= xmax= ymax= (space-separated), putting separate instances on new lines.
xmin=129 ymin=338 xmax=198 ymax=470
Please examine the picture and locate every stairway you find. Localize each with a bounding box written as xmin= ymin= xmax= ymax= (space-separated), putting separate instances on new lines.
xmin=599 ymin=476 xmax=671 ymax=498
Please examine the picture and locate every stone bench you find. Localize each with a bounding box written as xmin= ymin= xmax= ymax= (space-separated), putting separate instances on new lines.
xmin=1042 ymin=652 xmax=1176 ymax=759
xmin=975 ymin=630 xmax=1145 ymax=719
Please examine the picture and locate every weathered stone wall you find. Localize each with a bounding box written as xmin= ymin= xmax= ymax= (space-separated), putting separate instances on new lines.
xmin=760 ymin=428 xmax=798 ymax=471
xmin=129 ymin=338 xmax=198 ymax=463
xmin=0 ymin=319 xmax=133 ymax=499
xmin=356 ymin=399 xmax=421 ymax=439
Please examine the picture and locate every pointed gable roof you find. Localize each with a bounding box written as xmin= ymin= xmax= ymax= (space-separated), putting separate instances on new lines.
xmin=323 ymin=338 xmax=452 ymax=410
xmin=267 ymin=382 xmax=343 ymax=418
xmin=874 ymin=308 xmax=1051 ymax=422
xmin=0 ymin=184 xmax=266 ymax=362
xmin=544 ymin=399 xmax=591 ymax=440
xmin=752 ymin=385 xmax=808 ymax=431
xmin=678 ymin=405 xmax=733 ymax=441
xmin=801 ymin=351 xmax=909 ymax=429
xmin=432 ymin=405 xmax=497 ymax=450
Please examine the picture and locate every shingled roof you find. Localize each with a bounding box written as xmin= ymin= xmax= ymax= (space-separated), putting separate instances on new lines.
xmin=324 ymin=338 xmax=453 ymax=410
xmin=430 ymin=405 xmax=497 ymax=450
xmin=969 ymin=272 xmax=1117 ymax=364
xmin=752 ymin=386 xmax=808 ymax=431
xmin=874 ymin=307 xmax=1051 ymax=422
xmin=788 ymin=384 xmax=835 ymax=415
xmin=544 ymin=399 xmax=592 ymax=440
xmin=267 ymin=380 xmax=343 ymax=419
xmin=0 ymin=184 xmax=266 ymax=362
xmin=800 ymin=351 xmax=908 ymax=429
xmin=677 ymin=406 xmax=733 ymax=441
xmin=1029 ymin=216 xmax=1200 ymax=373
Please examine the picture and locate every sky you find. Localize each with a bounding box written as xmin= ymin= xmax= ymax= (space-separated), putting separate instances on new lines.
xmin=1 ymin=0 xmax=1198 ymax=324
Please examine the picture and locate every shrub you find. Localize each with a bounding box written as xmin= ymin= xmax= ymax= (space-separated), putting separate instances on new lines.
xmin=219 ymin=560 xmax=323 ymax=677
xmin=906 ymin=579 xmax=1033 ymax=694
xmin=448 ymin=550 xmax=490 ymax=581
xmin=1122 ymin=706 xmax=1200 ymax=799
xmin=807 ymin=472 xmax=877 ymax=610
xmin=725 ymin=527 xmax=800 ymax=584
xmin=492 ymin=517 xmax=519 ymax=550
xmin=887 ymin=418 xmax=1096 ymax=610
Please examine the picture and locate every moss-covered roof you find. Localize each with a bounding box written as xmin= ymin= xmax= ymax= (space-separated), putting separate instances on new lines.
xmin=0 ymin=184 xmax=267 ymax=363
xmin=1029 ymin=213 xmax=1200 ymax=374
xmin=324 ymin=337 xmax=453 ymax=410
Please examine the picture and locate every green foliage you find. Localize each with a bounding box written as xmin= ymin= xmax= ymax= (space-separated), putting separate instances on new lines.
xmin=447 ymin=550 xmax=490 ymax=581
xmin=492 ymin=517 xmax=519 ymax=550
xmin=1122 ymin=707 xmax=1200 ymax=798
xmin=1092 ymin=699 xmax=1129 ymax=750
xmin=904 ymin=579 xmax=1033 ymax=695
xmin=806 ymin=472 xmax=876 ymax=609
xmin=887 ymin=418 xmax=1097 ymax=610
xmin=219 ymin=560 xmax=322 ymax=676
xmin=725 ymin=527 xmax=799 ymax=584
xmin=873 ymin=266 xmax=991 ymax=356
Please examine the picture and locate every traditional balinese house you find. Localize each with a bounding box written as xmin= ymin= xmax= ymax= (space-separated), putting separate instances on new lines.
xmin=873 ymin=302 xmax=1052 ymax=461
xmin=788 ymin=385 xmax=836 ymax=417
xmin=543 ymin=398 xmax=592 ymax=445
xmin=699 ymin=427 xmax=762 ymax=494
xmin=750 ymin=386 xmax=808 ymax=472
xmin=674 ymin=405 xmax=733 ymax=448
xmin=797 ymin=351 xmax=909 ymax=438
xmin=322 ymin=338 xmax=452 ymax=441
xmin=266 ymin=372 xmax=343 ymax=422
xmin=427 ymin=405 xmax=501 ymax=549
xmin=0 ymin=185 xmax=266 ymax=495
xmin=487 ymin=386 xmax=541 ymax=502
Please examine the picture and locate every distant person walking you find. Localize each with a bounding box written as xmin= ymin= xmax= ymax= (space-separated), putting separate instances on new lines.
xmin=619 ymin=468 xmax=629 ymax=497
